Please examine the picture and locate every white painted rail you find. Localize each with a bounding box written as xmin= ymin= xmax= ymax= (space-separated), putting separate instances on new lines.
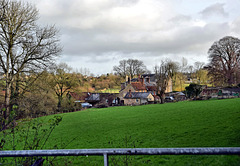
xmin=1 ymin=147 xmax=240 ymax=166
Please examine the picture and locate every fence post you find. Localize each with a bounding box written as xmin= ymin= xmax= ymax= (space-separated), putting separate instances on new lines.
xmin=104 ymin=153 xmax=109 ymax=166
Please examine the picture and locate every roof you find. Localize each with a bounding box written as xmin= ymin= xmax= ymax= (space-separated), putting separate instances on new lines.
xmin=124 ymin=92 xmax=151 ymax=99
xmin=86 ymin=93 xmax=100 ymax=101
xmin=131 ymin=82 xmax=146 ymax=91
xmin=141 ymin=74 xmax=155 ymax=77
xmin=222 ymin=87 xmax=240 ymax=93
xmin=141 ymin=74 xmax=156 ymax=82
xmin=145 ymin=82 xmax=156 ymax=86
xmin=130 ymin=78 xmax=139 ymax=82
xmin=123 ymin=74 xmax=157 ymax=84
xmin=86 ymin=93 xmax=119 ymax=101
xmin=175 ymin=92 xmax=186 ymax=96
xmin=203 ymin=87 xmax=220 ymax=90
xmin=146 ymin=86 xmax=157 ymax=91
xmin=69 ymin=92 xmax=90 ymax=101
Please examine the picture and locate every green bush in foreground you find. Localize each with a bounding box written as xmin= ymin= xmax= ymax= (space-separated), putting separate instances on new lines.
xmin=0 ymin=115 xmax=62 ymax=165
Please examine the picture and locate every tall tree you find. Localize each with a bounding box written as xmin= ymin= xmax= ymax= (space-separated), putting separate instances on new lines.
xmin=155 ymin=60 xmax=178 ymax=103
xmin=17 ymin=71 xmax=57 ymax=118
xmin=194 ymin=61 xmax=205 ymax=71
xmin=173 ymin=72 xmax=186 ymax=91
xmin=178 ymin=57 xmax=188 ymax=91
xmin=48 ymin=63 xmax=78 ymax=112
xmin=208 ymin=36 xmax=240 ymax=86
xmin=113 ymin=59 xmax=147 ymax=78
xmin=113 ymin=59 xmax=128 ymax=78
xmin=194 ymin=62 xmax=208 ymax=84
xmin=180 ymin=57 xmax=188 ymax=73
xmin=0 ymin=0 xmax=61 ymax=127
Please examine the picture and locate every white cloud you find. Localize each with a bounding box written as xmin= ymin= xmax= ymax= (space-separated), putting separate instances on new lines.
xmin=231 ymin=16 xmax=240 ymax=35
xmin=200 ymin=3 xmax=228 ymax=18
xmin=17 ymin=0 xmax=240 ymax=75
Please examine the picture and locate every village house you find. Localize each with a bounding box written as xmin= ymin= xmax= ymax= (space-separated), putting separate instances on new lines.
xmin=201 ymin=86 xmax=220 ymax=98
xmin=69 ymin=92 xmax=119 ymax=108
xmin=124 ymin=91 xmax=154 ymax=105
xmin=85 ymin=93 xmax=119 ymax=108
xmin=165 ymin=91 xmax=186 ymax=102
xmin=69 ymin=74 xmax=174 ymax=107
xmin=200 ymin=86 xmax=240 ymax=99
xmin=69 ymin=92 xmax=90 ymax=103
xmin=218 ymin=87 xmax=240 ymax=98
xmin=118 ymin=74 xmax=171 ymax=105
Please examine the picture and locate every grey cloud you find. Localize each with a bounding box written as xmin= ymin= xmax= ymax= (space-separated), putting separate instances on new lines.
xmin=60 ymin=21 xmax=230 ymax=58
xmin=200 ymin=3 xmax=228 ymax=18
xmin=169 ymin=15 xmax=192 ymax=24
xmin=113 ymin=0 xmax=139 ymax=6
xmin=85 ymin=53 xmax=118 ymax=63
xmin=23 ymin=0 xmax=238 ymax=74
xmin=231 ymin=17 xmax=240 ymax=34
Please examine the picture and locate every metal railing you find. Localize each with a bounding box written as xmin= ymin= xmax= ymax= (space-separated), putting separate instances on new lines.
xmin=1 ymin=147 xmax=240 ymax=166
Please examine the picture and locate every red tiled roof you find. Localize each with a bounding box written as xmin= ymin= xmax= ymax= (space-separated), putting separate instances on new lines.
xmin=131 ymin=82 xmax=146 ymax=91
xmin=69 ymin=92 xmax=90 ymax=101
xmin=146 ymin=86 xmax=157 ymax=91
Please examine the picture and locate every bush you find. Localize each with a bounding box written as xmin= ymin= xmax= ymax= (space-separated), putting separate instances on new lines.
xmin=0 ymin=111 xmax=62 ymax=165
xmin=18 ymin=93 xmax=57 ymax=118
xmin=185 ymin=83 xmax=202 ymax=99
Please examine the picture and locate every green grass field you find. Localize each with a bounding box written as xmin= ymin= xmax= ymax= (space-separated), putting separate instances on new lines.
xmin=34 ymin=98 xmax=240 ymax=165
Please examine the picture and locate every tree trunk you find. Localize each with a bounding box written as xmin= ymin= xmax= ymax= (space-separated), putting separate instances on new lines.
xmin=159 ymin=91 xmax=165 ymax=104
xmin=3 ymin=79 xmax=11 ymax=130
xmin=57 ymin=96 xmax=63 ymax=112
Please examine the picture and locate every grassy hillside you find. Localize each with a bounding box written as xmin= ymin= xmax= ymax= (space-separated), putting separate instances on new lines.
xmin=99 ymin=88 xmax=120 ymax=93
xmin=39 ymin=99 xmax=239 ymax=165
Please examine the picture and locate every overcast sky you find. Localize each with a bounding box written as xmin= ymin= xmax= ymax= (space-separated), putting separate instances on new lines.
xmin=22 ymin=0 xmax=240 ymax=75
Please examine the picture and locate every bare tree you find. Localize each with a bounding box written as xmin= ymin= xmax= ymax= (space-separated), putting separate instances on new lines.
xmin=0 ymin=0 xmax=7 ymax=21
xmin=177 ymin=57 xmax=188 ymax=91
xmin=113 ymin=59 xmax=147 ymax=78
xmin=113 ymin=59 xmax=128 ymax=78
xmin=181 ymin=57 xmax=188 ymax=73
xmin=155 ymin=60 xmax=178 ymax=104
xmin=0 ymin=0 xmax=61 ymax=128
xmin=208 ymin=36 xmax=240 ymax=86
xmin=194 ymin=61 xmax=205 ymax=71
xmin=194 ymin=62 xmax=207 ymax=84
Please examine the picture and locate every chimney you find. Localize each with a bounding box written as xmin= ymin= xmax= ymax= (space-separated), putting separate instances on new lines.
xmin=146 ymin=77 xmax=150 ymax=83
xmin=141 ymin=76 xmax=144 ymax=85
xmin=128 ymin=76 xmax=131 ymax=84
xmin=129 ymin=89 xmax=132 ymax=98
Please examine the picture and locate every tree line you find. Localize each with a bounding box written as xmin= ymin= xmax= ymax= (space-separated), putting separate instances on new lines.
xmin=0 ymin=0 xmax=61 ymax=130
xmin=113 ymin=36 xmax=240 ymax=89
xmin=0 ymin=0 xmax=122 ymax=127
xmin=113 ymin=36 xmax=240 ymax=103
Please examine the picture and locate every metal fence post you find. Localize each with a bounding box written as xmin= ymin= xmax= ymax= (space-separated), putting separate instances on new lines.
xmin=104 ymin=153 xmax=109 ymax=166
